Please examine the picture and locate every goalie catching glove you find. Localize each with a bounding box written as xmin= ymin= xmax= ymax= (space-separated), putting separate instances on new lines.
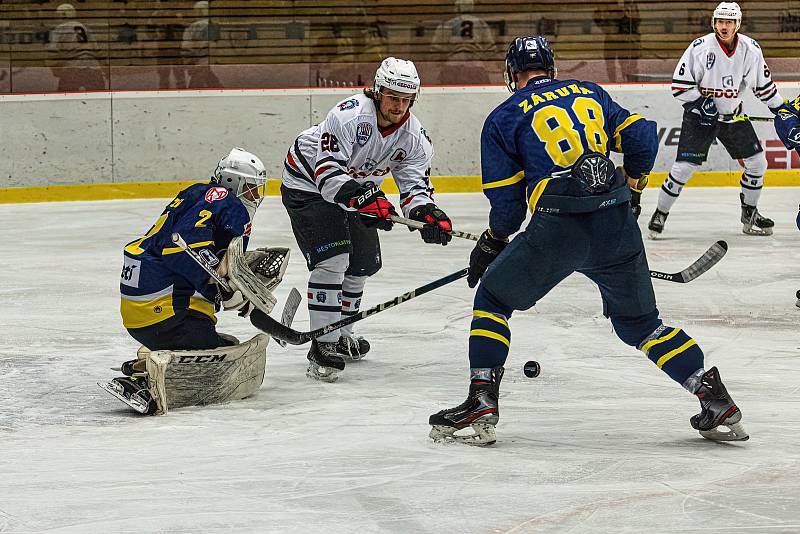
xmin=216 ymin=239 xmax=291 ymax=316
xmin=335 ymin=180 xmax=397 ymax=231
xmin=408 ymin=203 xmax=452 ymax=245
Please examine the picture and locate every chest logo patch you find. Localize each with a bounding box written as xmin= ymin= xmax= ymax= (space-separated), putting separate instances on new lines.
xmin=390 ymin=148 xmax=407 ymax=162
xmin=706 ymin=52 xmax=716 ymax=70
xmin=205 ymin=186 xmax=229 ymax=203
xmin=356 ymin=122 xmax=373 ymax=146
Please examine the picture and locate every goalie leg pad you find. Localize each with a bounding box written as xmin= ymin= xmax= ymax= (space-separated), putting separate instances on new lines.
xmin=146 ymin=333 xmax=269 ymax=415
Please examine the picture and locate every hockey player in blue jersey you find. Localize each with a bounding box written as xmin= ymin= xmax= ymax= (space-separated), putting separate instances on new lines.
xmin=429 ymin=36 xmax=748 ymax=445
xmin=773 ymin=95 xmax=800 ymax=305
xmin=110 ymin=147 xmax=269 ymax=413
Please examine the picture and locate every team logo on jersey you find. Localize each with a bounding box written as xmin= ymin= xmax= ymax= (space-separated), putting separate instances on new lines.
xmin=120 ymin=256 xmax=141 ymax=288
xmin=390 ymin=148 xmax=407 ymax=162
xmin=356 ymin=122 xmax=373 ymax=146
xmin=199 ymin=248 xmax=220 ymax=267
xmin=420 ymin=127 xmax=432 ymax=144
xmin=722 ymin=75 xmax=734 ymax=88
xmin=338 ymin=99 xmax=358 ymax=111
xmin=363 ymin=158 xmax=378 ymax=171
xmin=316 ymin=291 xmax=326 ymax=303
xmin=706 ymin=52 xmax=716 ymax=70
xmin=700 ymin=86 xmax=739 ymax=98
xmin=205 ymin=186 xmax=229 ymax=203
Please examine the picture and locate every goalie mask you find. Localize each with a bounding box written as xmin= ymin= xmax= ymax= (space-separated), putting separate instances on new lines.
xmin=712 ymin=2 xmax=742 ymax=33
xmin=373 ymin=57 xmax=420 ymax=104
xmin=212 ymin=147 xmax=267 ymax=219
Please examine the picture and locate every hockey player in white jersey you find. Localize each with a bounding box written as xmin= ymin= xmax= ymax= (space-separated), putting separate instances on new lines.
xmin=649 ymin=2 xmax=785 ymax=237
xmin=281 ymin=57 xmax=453 ymax=382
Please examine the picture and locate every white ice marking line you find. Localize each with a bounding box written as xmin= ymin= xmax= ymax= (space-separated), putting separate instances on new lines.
xmin=660 ymin=481 xmax=781 ymax=523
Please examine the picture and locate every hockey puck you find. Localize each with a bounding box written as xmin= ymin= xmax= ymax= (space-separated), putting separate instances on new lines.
xmin=523 ymin=360 xmax=540 ymax=378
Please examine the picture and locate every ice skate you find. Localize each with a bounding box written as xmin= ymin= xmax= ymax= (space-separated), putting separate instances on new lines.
xmin=690 ymin=367 xmax=748 ymax=442
xmin=98 ymin=375 xmax=157 ymax=414
xmin=336 ymin=334 xmax=370 ymax=361
xmin=306 ymin=340 xmax=346 ymax=382
xmin=429 ymin=367 xmax=503 ymax=446
xmin=647 ymin=209 xmax=669 ymax=239
xmin=740 ymin=194 xmax=773 ymax=236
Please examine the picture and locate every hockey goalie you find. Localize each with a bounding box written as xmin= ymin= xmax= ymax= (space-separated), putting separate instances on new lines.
xmin=100 ymin=147 xmax=291 ymax=415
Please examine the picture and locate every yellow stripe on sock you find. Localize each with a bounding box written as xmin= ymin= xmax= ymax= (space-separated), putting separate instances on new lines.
xmin=656 ymin=339 xmax=697 ymax=369
xmin=472 ymin=310 xmax=508 ymax=328
xmin=641 ymin=328 xmax=682 ymax=354
xmin=470 ymin=329 xmax=510 ymax=347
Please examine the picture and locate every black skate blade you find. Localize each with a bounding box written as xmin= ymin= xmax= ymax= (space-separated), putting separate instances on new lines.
xmin=97 ymin=381 xmax=151 ymax=414
xmin=699 ymin=421 xmax=749 ymax=442
xmin=429 ymin=424 xmax=497 ymax=446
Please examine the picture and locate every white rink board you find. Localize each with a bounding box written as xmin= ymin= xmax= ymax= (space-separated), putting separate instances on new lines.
xmin=1 ymin=189 xmax=800 ymax=533
xmin=2 ymin=83 xmax=798 ymax=186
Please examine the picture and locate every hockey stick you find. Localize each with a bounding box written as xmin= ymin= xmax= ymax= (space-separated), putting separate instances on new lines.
xmin=171 ymin=232 xmax=300 ymax=345
xmin=649 ymin=240 xmax=728 ymax=283
xmin=171 ymin=233 xmax=232 ymax=291
xmin=391 ymin=218 xmax=727 ymax=283
xmin=390 ymin=215 xmax=482 ymax=241
xmin=729 ymin=115 xmax=774 ymax=123
xmin=249 ymin=267 xmax=470 ymax=345
xmin=394 ymin=218 xmax=727 ymax=283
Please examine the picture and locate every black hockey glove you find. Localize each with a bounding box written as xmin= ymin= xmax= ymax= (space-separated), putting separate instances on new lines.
xmin=467 ymin=229 xmax=509 ymax=288
xmin=408 ymin=203 xmax=453 ymax=245
xmin=336 ymin=180 xmax=397 ymax=231
xmin=785 ymin=127 xmax=800 ymax=149
xmin=686 ymin=96 xmax=718 ymax=128
xmin=625 ymin=169 xmax=649 ymax=220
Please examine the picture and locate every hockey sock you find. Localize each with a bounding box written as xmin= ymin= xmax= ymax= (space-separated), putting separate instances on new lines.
xmin=307 ymin=255 xmax=346 ymax=343
xmin=740 ymin=172 xmax=764 ymax=206
xmin=657 ymin=161 xmax=697 ymax=213
xmin=468 ymin=285 xmax=514 ymax=369
xmin=340 ymin=274 xmax=367 ymax=338
xmin=639 ymin=325 xmax=705 ymax=386
xmin=740 ymin=152 xmax=767 ymax=206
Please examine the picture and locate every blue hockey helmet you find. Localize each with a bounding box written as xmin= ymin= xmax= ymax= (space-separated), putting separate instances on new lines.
xmin=504 ymin=36 xmax=556 ymax=92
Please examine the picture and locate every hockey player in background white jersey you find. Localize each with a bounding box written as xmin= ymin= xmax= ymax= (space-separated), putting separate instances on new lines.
xmin=281 ymin=57 xmax=453 ymax=381
xmin=648 ymin=2 xmax=784 ymax=237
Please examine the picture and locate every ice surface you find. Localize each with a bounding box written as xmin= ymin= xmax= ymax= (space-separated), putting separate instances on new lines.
xmin=1 ymin=188 xmax=799 ymax=533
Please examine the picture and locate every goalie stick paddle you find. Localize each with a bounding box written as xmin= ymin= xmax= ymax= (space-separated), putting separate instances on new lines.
xmin=649 ymin=240 xmax=728 ymax=283
xmin=250 ymin=267 xmax=470 ymax=345
xmin=393 ymin=218 xmax=727 ymax=284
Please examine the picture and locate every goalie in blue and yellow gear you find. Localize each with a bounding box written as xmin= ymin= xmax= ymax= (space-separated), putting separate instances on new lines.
xmin=429 ymin=36 xmax=748 ymax=445
xmin=103 ymin=147 xmax=276 ymax=414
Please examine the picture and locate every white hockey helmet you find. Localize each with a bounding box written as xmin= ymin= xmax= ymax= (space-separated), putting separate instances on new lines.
xmin=212 ymin=147 xmax=267 ymax=218
xmin=373 ymin=57 xmax=420 ymax=101
xmin=712 ymin=2 xmax=742 ymax=32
